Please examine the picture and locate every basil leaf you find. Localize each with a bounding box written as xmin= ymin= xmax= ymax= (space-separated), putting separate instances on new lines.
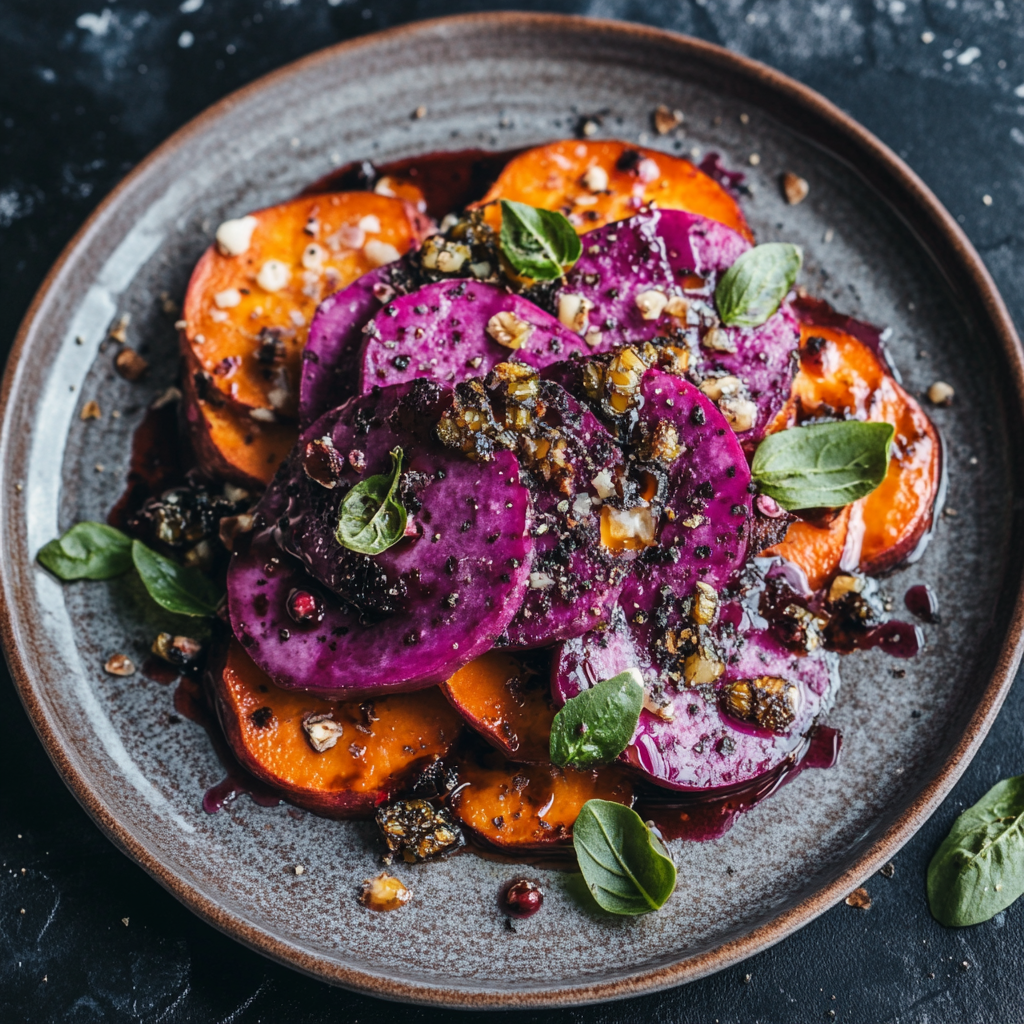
xmin=499 ymin=199 xmax=582 ymax=281
xmin=37 ymin=522 xmax=133 ymax=580
xmin=550 ymin=668 xmax=644 ymax=769
xmin=336 ymin=446 xmax=408 ymax=556
xmin=131 ymin=540 xmax=222 ymax=617
xmin=928 ymin=775 xmax=1024 ymax=927
xmin=751 ymin=421 xmax=894 ymax=510
xmin=715 ymin=242 xmax=803 ymax=327
xmin=573 ymin=800 xmax=677 ymax=915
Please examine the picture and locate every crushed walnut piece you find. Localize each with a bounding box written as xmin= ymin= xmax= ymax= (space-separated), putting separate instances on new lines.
xmin=302 ymin=713 xmax=345 ymax=753
xmin=376 ymin=799 xmax=464 ymax=862
xmin=114 ymin=347 xmax=149 ymax=381
xmin=845 ymin=887 xmax=872 ymax=910
xmin=80 ymin=401 xmax=102 ymax=421
xmin=104 ymin=653 xmax=136 ymax=677
xmin=360 ymin=872 xmax=412 ymax=911
xmin=108 ymin=314 xmax=130 ymax=343
xmin=781 ymin=172 xmax=809 ymax=205
xmin=652 ymin=104 xmax=684 ymax=135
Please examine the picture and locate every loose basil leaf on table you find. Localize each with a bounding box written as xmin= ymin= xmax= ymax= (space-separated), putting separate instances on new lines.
xmin=715 ymin=242 xmax=803 ymax=328
xmin=336 ymin=446 xmax=408 ymax=555
xmin=927 ymin=774 xmax=1024 ymax=927
xmin=131 ymin=540 xmax=222 ymax=617
xmin=573 ymin=800 xmax=677 ymax=915
xmin=549 ymin=668 xmax=644 ymax=769
xmin=499 ymin=199 xmax=582 ymax=281
xmin=37 ymin=521 xmax=133 ymax=580
xmin=751 ymin=421 xmax=894 ymax=510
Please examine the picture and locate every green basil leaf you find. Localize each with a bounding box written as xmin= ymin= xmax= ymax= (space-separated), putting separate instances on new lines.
xmin=37 ymin=522 xmax=133 ymax=580
xmin=335 ymin=446 xmax=408 ymax=555
xmin=550 ymin=668 xmax=644 ymax=768
xmin=928 ymin=775 xmax=1024 ymax=927
xmin=573 ymin=800 xmax=677 ymax=915
xmin=499 ymin=199 xmax=582 ymax=281
xmin=751 ymin=421 xmax=894 ymax=510
xmin=715 ymin=242 xmax=803 ymax=327
xmin=131 ymin=540 xmax=222 ymax=617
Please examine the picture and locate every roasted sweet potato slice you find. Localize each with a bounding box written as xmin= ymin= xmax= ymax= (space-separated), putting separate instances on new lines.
xmin=442 ymin=651 xmax=555 ymax=762
xmin=210 ymin=637 xmax=464 ymax=818
xmin=182 ymin=192 xmax=425 ymax=418
xmin=447 ymin=747 xmax=634 ymax=849
xmin=761 ymin=317 xmax=941 ymax=582
xmin=181 ymin=349 xmax=297 ymax=488
xmin=476 ymin=139 xmax=752 ymax=240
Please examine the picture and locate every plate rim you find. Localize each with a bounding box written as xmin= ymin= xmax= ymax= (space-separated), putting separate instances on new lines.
xmin=2 ymin=11 xmax=1023 ymax=1009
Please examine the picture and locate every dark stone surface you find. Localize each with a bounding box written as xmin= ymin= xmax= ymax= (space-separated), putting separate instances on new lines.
xmin=1 ymin=1 xmax=1023 ymax=1020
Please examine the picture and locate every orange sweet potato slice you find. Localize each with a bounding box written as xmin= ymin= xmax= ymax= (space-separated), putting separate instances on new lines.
xmin=476 ymin=139 xmax=752 ymax=240
xmin=442 ymin=651 xmax=555 ymax=763
xmin=448 ymin=747 xmax=635 ymax=849
xmin=182 ymin=192 xmax=425 ymax=419
xmin=181 ymin=349 xmax=297 ymax=489
xmin=761 ymin=321 xmax=941 ymax=583
xmin=211 ymin=637 xmax=464 ymax=818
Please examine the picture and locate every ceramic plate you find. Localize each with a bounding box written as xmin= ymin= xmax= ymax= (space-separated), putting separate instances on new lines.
xmin=3 ymin=13 xmax=1023 ymax=1009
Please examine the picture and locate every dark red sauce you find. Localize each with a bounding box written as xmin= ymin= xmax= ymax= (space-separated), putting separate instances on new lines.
xmin=904 ymin=583 xmax=940 ymax=623
xmin=829 ymin=619 xmax=924 ymax=659
xmin=142 ymin=656 xmax=180 ymax=685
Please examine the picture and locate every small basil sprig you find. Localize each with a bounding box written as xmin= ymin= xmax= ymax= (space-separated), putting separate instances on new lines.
xmin=499 ymin=199 xmax=582 ymax=281
xmin=928 ymin=775 xmax=1024 ymax=927
xmin=751 ymin=421 xmax=894 ymax=510
xmin=336 ymin=447 xmax=408 ymax=556
xmin=573 ymin=800 xmax=677 ymax=915
xmin=550 ymin=668 xmax=644 ymax=769
xmin=131 ymin=540 xmax=222 ymax=617
xmin=715 ymin=242 xmax=802 ymax=328
xmin=38 ymin=522 xmax=222 ymax=617
xmin=37 ymin=521 xmax=133 ymax=580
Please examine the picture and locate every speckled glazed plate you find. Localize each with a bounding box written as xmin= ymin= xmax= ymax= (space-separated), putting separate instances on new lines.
xmin=3 ymin=13 xmax=1024 ymax=1009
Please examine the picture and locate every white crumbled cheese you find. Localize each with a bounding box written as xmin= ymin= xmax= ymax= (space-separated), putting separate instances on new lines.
xmin=364 ymin=239 xmax=401 ymax=267
xmin=529 ymin=571 xmax=556 ymax=590
xmin=470 ymin=261 xmax=492 ymax=279
xmin=289 ymin=309 xmax=305 ymax=327
xmin=268 ymin=387 xmax=290 ymax=410
xmin=256 ymin=259 xmax=291 ymax=292
xmin=213 ymin=287 xmax=242 ymax=309
xmin=249 ymin=407 xmax=276 ymax=422
xmin=635 ymin=289 xmax=669 ymax=320
xmin=332 ymin=223 xmax=366 ymax=250
xmin=702 ymin=326 xmax=737 ymax=353
xmin=436 ymin=248 xmax=467 ymax=273
xmin=209 ymin=308 xmax=229 ymax=322
xmin=358 ymin=214 xmax=381 ymax=233
xmin=584 ymin=327 xmax=603 ymax=348
xmin=591 ymin=469 xmax=616 ymax=500
xmin=636 ymin=157 xmax=660 ymax=183
xmin=557 ymin=292 xmax=593 ymax=334
xmin=575 ymin=194 xmax=598 ymax=207
xmin=572 ymin=493 xmax=593 ymax=519
xmin=301 ymin=243 xmax=327 ymax=270
xmin=581 ymin=165 xmax=609 ymax=192
xmin=215 ymin=215 xmax=258 ymax=257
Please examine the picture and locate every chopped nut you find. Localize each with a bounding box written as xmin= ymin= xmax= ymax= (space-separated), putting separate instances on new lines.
xmin=638 ymin=418 xmax=683 ymax=463
xmin=104 ymin=653 xmax=136 ymax=677
xmin=720 ymin=676 xmax=798 ymax=733
xmin=664 ymin=295 xmax=689 ymax=319
xmin=748 ymin=153 xmax=761 ymax=166
xmin=420 ymin=235 xmax=471 ymax=274
xmin=114 ymin=348 xmax=149 ymax=381
xmin=302 ymin=713 xmax=345 ymax=752
xmin=698 ymin=375 xmax=742 ymax=401
xmin=581 ymin=165 xmax=609 ymax=192
xmin=635 ymin=289 xmax=669 ymax=320
xmin=108 ymin=314 xmax=130 ymax=343
xmin=529 ymin=571 xmax=556 ymax=590
xmin=701 ymin=326 xmax=737 ymax=353
xmin=376 ymin=799 xmax=463 ymax=860
xmin=151 ymin=633 xmax=203 ymax=668
xmin=80 ymin=400 xmax=102 ymax=421
xmin=718 ymin=395 xmax=757 ymax=433
xmin=653 ymin=104 xmax=683 ymax=135
xmin=693 ymin=581 xmax=718 ymax=625
xmin=557 ymin=293 xmax=593 ymax=334
xmin=364 ymin=240 xmax=401 ymax=267
xmin=643 ymin=688 xmax=676 ymax=720
xmin=151 ymin=386 xmax=182 ymax=410
xmin=683 ymin=646 xmax=725 ymax=686
xmin=584 ymin=327 xmax=603 ymax=348
xmin=256 ymin=259 xmax=290 ymax=292
xmin=486 ymin=311 xmax=534 ymax=350
xmin=215 ymin=215 xmax=258 ymax=257
xmin=828 ymin=574 xmax=864 ymax=603
xmin=580 ymin=119 xmax=599 ymax=137
xmin=219 ymin=512 xmax=255 ymax=550
xmin=782 ymin=172 xmax=809 ymax=205
xmin=360 ymin=872 xmax=412 ymax=911
xmin=293 ymin=864 xmax=305 ymax=876
xmin=413 ymin=105 xmax=427 ymax=119
xmin=928 ymin=381 xmax=954 ymax=406
xmin=845 ymin=887 xmax=872 ymax=910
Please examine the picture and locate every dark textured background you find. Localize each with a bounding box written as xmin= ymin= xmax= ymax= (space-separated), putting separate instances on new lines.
xmin=2 ymin=1 xmax=1023 ymax=1021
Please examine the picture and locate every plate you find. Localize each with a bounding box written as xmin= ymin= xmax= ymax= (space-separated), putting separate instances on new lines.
xmin=2 ymin=13 xmax=1023 ymax=1009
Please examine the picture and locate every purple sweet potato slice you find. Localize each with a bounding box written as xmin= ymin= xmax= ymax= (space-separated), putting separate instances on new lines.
xmin=227 ymin=381 xmax=533 ymax=698
xmin=298 ymin=265 xmax=392 ymax=429
xmin=553 ymin=600 xmax=839 ymax=792
xmin=358 ymin=279 xmax=590 ymax=395
xmin=553 ymin=209 xmax=800 ymax=444
xmin=618 ymin=368 xmax=751 ymax=605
